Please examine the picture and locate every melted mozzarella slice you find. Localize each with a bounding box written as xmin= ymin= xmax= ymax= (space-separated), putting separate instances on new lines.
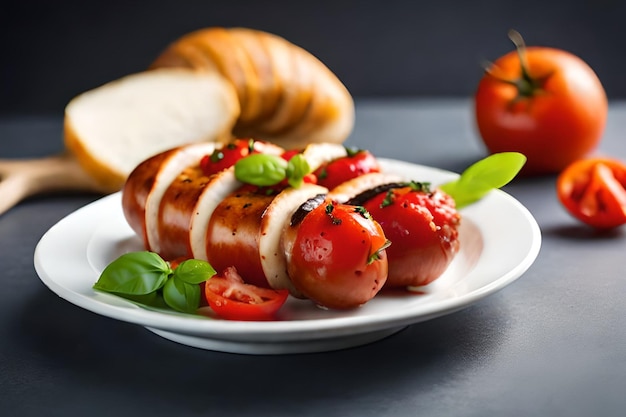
xmin=301 ymin=142 xmax=347 ymax=172
xmin=328 ymin=172 xmax=405 ymax=203
xmin=189 ymin=168 xmax=242 ymax=260
xmin=144 ymin=143 xmax=216 ymax=253
xmin=259 ymin=183 xmax=329 ymax=295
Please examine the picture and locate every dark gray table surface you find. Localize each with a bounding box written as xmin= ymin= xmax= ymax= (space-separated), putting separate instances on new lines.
xmin=2 ymin=98 xmax=625 ymax=416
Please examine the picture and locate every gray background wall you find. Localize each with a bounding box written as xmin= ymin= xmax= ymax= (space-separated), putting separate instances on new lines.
xmin=2 ymin=0 xmax=625 ymax=115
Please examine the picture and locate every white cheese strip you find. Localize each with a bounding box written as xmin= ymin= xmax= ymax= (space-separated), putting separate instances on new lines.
xmin=144 ymin=143 xmax=216 ymax=253
xmin=189 ymin=167 xmax=242 ymax=260
xmin=328 ymin=172 xmax=405 ymax=204
xmin=259 ymin=183 xmax=329 ymax=295
xmin=301 ymin=142 xmax=348 ymax=172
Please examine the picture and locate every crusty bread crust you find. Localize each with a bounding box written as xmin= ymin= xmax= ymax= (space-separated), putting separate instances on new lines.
xmin=151 ymin=27 xmax=355 ymax=149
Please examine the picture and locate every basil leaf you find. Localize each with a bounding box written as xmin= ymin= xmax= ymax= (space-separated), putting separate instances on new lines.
xmin=173 ymin=259 xmax=216 ymax=284
xmin=119 ymin=291 xmax=168 ymax=309
xmin=234 ymin=154 xmax=288 ymax=186
xmin=163 ymin=275 xmax=201 ymax=314
xmin=440 ymin=152 xmax=526 ymax=209
xmin=94 ymin=251 xmax=171 ymax=295
xmin=286 ymin=154 xmax=311 ymax=188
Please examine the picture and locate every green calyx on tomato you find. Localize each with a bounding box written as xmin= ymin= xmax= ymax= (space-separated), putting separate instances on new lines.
xmin=234 ymin=153 xmax=311 ymax=188
xmin=440 ymin=152 xmax=527 ymax=209
xmin=93 ymin=251 xmax=216 ymax=314
xmin=483 ymin=30 xmax=550 ymax=101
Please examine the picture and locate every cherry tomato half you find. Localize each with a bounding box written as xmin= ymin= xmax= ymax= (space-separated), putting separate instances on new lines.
xmin=557 ymin=158 xmax=626 ymax=229
xmin=200 ymin=139 xmax=257 ymax=176
xmin=475 ymin=31 xmax=608 ymax=175
xmin=314 ymin=149 xmax=381 ymax=189
xmin=362 ymin=184 xmax=461 ymax=288
xmin=203 ymin=266 xmax=289 ymax=320
xmin=285 ymin=200 xmax=389 ymax=309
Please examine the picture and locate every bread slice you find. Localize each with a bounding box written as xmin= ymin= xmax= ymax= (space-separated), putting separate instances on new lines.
xmin=64 ymin=68 xmax=240 ymax=192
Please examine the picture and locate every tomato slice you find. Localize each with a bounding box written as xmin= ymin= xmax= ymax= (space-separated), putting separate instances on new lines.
xmin=314 ymin=149 xmax=381 ymax=189
xmin=203 ymin=267 xmax=289 ymax=321
xmin=557 ymin=158 xmax=626 ymax=229
xmin=200 ymin=139 xmax=257 ymax=176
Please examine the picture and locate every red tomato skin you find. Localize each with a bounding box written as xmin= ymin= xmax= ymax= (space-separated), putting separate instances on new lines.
xmin=315 ymin=150 xmax=381 ymax=190
xmin=203 ymin=268 xmax=289 ymax=321
xmin=363 ymin=188 xmax=460 ymax=288
xmin=200 ymin=139 xmax=256 ymax=176
xmin=475 ymin=47 xmax=608 ymax=175
xmin=557 ymin=158 xmax=626 ymax=229
xmin=286 ymin=202 xmax=388 ymax=309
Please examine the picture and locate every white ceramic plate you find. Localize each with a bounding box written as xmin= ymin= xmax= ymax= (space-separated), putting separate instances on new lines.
xmin=34 ymin=159 xmax=541 ymax=355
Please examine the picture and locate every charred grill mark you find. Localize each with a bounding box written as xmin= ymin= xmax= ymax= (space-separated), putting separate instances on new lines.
xmin=290 ymin=194 xmax=326 ymax=227
xmin=346 ymin=182 xmax=408 ymax=206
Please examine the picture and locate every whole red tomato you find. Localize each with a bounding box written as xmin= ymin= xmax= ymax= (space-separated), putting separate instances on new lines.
xmin=360 ymin=184 xmax=461 ymax=288
xmin=475 ymin=31 xmax=608 ymax=175
xmin=284 ymin=200 xmax=389 ymax=309
xmin=557 ymin=157 xmax=626 ymax=229
xmin=314 ymin=149 xmax=381 ymax=190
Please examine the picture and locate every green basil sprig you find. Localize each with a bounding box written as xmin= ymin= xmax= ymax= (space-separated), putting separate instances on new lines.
xmin=439 ymin=152 xmax=526 ymax=209
xmin=93 ymin=251 xmax=216 ymax=314
xmin=234 ymin=153 xmax=311 ymax=188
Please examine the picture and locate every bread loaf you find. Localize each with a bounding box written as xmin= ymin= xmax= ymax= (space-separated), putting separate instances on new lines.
xmin=150 ymin=27 xmax=355 ymax=149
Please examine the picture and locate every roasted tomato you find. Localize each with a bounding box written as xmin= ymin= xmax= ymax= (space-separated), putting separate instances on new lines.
xmin=314 ymin=148 xmax=381 ymax=189
xmin=284 ymin=199 xmax=389 ymax=309
xmin=557 ymin=158 xmax=626 ymax=229
xmin=203 ymin=266 xmax=289 ymax=321
xmin=356 ymin=182 xmax=461 ymax=288
xmin=200 ymin=139 xmax=257 ymax=176
xmin=475 ymin=30 xmax=608 ymax=175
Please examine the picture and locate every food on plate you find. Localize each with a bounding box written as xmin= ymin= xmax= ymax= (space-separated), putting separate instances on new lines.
xmin=557 ymin=157 xmax=626 ymax=229
xmin=94 ymin=252 xmax=216 ymax=314
xmin=203 ymin=266 xmax=289 ymax=321
xmin=341 ymin=180 xmax=461 ymax=288
xmin=121 ymin=140 xmax=391 ymax=311
xmin=282 ymin=198 xmax=390 ymax=309
xmin=326 ymin=152 xmax=526 ymax=289
xmin=103 ymin=140 xmax=525 ymax=318
xmin=475 ymin=30 xmax=607 ymax=175
xmin=313 ymin=148 xmax=381 ymax=190
xmin=150 ymin=27 xmax=355 ymax=150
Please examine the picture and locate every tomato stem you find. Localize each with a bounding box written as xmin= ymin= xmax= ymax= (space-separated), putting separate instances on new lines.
xmin=483 ymin=29 xmax=551 ymax=100
xmin=508 ymin=29 xmax=540 ymax=98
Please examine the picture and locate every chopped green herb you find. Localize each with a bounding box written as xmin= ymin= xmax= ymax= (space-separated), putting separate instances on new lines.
xmin=354 ymin=206 xmax=371 ymax=219
xmin=368 ymin=240 xmax=392 ymax=264
xmin=381 ymin=189 xmax=396 ymax=208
